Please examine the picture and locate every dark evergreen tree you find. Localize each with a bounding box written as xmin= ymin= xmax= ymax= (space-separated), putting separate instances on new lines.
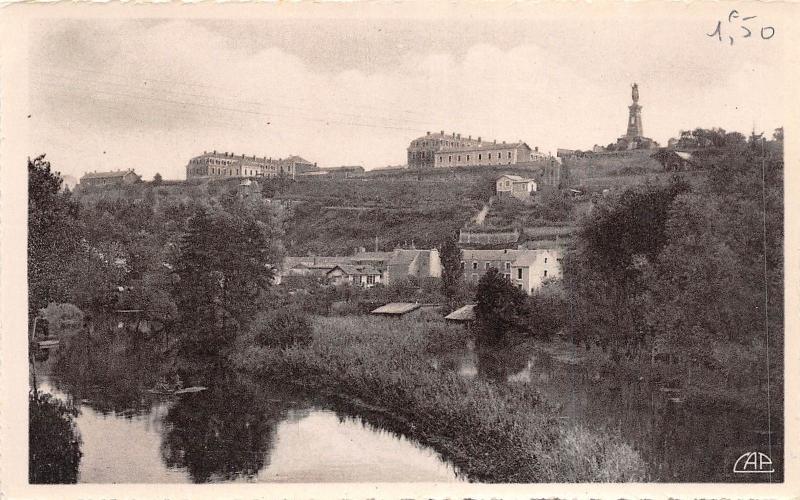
xmin=439 ymin=232 xmax=463 ymax=308
xmin=474 ymin=267 xmax=530 ymax=346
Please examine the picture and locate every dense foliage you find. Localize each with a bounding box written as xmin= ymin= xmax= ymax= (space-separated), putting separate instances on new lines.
xmin=246 ymin=306 xmax=313 ymax=348
xmin=474 ymin=268 xmax=531 ymax=345
xmin=563 ymin=139 xmax=783 ymax=400
xmin=29 ymin=391 xmax=82 ymax=483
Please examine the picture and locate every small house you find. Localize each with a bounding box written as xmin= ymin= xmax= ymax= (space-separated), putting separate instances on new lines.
xmin=496 ymin=174 xmax=537 ymax=201
xmin=326 ymin=264 xmax=382 ymax=288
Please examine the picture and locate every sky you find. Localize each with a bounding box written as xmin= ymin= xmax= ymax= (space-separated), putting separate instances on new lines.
xmin=27 ymin=9 xmax=788 ymax=181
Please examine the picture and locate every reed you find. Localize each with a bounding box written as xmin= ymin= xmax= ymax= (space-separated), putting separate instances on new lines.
xmin=232 ymin=315 xmax=648 ymax=482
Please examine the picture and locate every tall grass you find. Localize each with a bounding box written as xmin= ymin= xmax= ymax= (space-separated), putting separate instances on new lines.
xmin=232 ymin=315 xmax=647 ymax=482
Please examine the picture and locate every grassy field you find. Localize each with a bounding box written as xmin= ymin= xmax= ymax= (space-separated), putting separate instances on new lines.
xmin=232 ymin=315 xmax=647 ymax=483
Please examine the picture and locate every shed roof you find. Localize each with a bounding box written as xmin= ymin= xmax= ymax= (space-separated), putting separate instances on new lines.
xmin=444 ymin=304 xmax=476 ymax=322
xmin=371 ymin=302 xmax=422 ymax=315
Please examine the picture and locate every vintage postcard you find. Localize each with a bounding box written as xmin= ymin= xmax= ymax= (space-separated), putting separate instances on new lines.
xmin=1 ymin=2 xmax=798 ymax=499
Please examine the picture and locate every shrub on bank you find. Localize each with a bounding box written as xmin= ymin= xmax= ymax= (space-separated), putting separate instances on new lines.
xmin=248 ymin=307 xmax=313 ymax=348
xmin=29 ymin=390 xmax=82 ymax=484
xmin=232 ymin=315 xmax=648 ymax=482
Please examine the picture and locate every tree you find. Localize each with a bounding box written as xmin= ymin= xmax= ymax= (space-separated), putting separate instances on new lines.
xmin=172 ymin=207 xmax=277 ymax=376
xmin=564 ymin=178 xmax=690 ymax=354
xmin=439 ymin=232 xmax=463 ymax=307
xmin=153 ymin=172 xmax=163 ymax=186
xmin=474 ymin=267 xmax=530 ymax=346
xmin=773 ymin=127 xmax=784 ymax=142
xmin=28 ymin=155 xmax=82 ymax=319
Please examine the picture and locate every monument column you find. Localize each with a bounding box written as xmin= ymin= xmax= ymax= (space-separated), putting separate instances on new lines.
xmin=626 ymin=83 xmax=643 ymax=138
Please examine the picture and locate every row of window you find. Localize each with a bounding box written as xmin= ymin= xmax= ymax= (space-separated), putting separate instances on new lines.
xmin=438 ymin=151 xmax=514 ymax=163
xmin=469 ymin=269 xmax=548 ymax=280
xmin=412 ymin=140 xmax=473 ymax=149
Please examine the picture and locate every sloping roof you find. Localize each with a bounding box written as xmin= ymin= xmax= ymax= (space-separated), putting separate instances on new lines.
xmin=498 ymin=174 xmax=524 ymax=182
xmin=440 ymin=141 xmax=529 ymax=152
xmin=388 ymin=249 xmax=422 ymax=267
xmin=511 ymin=248 xmax=562 ymax=267
xmin=444 ymin=304 xmax=476 ymax=322
xmin=284 ymin=256 xmax=350 ymax=270
xmin=461 ymin=249 xmax=522 ymax=261
xmin=327 ymin=264 xmax=382 ymax=276
xmin=371 ymin=302 xmax=422 ymax=315
xmin=352 ymin=251 xmax=393 ymax=261
xmin=675 ymin=151 xmax=693 ymax=161
xmin=81 ymin=169 xmax=137 ymax=180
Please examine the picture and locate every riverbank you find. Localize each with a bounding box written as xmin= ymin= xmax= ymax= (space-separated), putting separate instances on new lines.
xmin=232 ymin=315 xmax=648 ymax=483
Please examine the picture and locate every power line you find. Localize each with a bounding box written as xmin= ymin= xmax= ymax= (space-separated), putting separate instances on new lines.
xmin=41 ymin=66 xmax=438 ymax=128
xmin=31 ymin=79 xmax=426 ymax=133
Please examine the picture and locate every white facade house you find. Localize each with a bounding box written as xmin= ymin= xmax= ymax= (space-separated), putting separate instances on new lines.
xmin=495 ymin=174 xmax=537 ymax=201
xmin=510 ymin=249 xmax=562 ymax=294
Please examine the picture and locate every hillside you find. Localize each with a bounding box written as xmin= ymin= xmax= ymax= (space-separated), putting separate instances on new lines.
xmin=71 ymin=149 xmax=716 ymax=256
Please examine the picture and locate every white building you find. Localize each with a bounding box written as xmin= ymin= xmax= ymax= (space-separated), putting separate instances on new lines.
xmin=461 ymin=248 xmax=561 ymax=295
xmin=495 ymin=174 xmax=537 ymax=201
xmin=510 ymin=249 xmax=562 ymax=294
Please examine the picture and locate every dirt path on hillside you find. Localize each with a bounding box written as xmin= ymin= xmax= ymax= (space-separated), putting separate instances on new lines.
xmin=471 ymin=197 xmax=493 ymax=225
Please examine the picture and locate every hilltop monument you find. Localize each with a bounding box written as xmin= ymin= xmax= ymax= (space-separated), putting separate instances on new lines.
xmin=615 ymin=83 xmax=657 ymax=150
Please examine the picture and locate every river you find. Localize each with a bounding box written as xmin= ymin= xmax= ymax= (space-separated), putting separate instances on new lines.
xmin=439 ymin=338 xmax=782 ymax=482
xmin=38 ymin=375 xmax=463 ymax=483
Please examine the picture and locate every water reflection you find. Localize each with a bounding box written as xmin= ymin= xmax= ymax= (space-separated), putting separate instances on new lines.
xmin=37 ymin=373 xmax=462 ymax=483
xmin=160 ymin=376 xmax=287 ymax=482
xmin=447 ymin=340 xmax=783 ymax=482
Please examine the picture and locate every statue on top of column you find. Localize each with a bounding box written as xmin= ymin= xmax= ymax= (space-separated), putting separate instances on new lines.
xmin=631 ymin=83 xmax=639 ymax=103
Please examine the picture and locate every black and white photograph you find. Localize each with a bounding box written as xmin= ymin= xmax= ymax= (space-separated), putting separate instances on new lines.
xmin=1 ymin=2 xmax=798 ymax=498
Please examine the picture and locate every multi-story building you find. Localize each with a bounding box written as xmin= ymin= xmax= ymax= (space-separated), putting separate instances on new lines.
xmin=435 ymin=141 xmax=547 ymax=168
xmin=407 ymin=130 xmax=550 ymax=170
xmin=460 ymin=248 xmax=562 ymax=295
xmin=185 ymin=151 xmax=316 ymax=180
xmin=407 ymin=131 xmax=486 ymax=169
xmin=79 ymin=169 xmax=141 ymax=188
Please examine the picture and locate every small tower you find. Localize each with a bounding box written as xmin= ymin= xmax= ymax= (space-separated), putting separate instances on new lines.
xmin=626 ymin=83 xmax=644 ymax=138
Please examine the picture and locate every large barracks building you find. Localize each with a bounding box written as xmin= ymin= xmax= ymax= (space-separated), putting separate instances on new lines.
xmin=186 ymin=150 xmax=316 ymax=180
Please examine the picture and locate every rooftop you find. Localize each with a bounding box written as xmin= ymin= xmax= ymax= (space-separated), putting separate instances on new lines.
xmin=371 ymin=302 xmax=422 ymax=316
xmin=81 ymin=169 xmax=137 ymax=180
xmin=444 ymin=304 xmax=476 ymax=322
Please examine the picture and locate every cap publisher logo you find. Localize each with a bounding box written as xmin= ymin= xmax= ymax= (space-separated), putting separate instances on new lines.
xmin=733 ymin=452 xmax=774 ymax=474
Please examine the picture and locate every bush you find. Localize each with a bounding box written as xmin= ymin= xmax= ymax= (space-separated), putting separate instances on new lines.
xmin=249 ymin=307 xmax=313 ymax=348
xmin=29 ymin=390 xmax=82 ymax=484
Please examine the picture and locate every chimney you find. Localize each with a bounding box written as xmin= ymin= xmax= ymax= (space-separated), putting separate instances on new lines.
xmin=452 ymin=132 xmax=456 ymax=138
xmin=440 ymin=130 xmax=444 ymax=135
xmin=457 ymin=134 xmax=461 ymax=139
xmin=535 ymin=146 xmax=539 ymax=152
xmin=494 ymin=139 xmax=497 ymax=144
xmin=478 ymin=136 xmax=481 ymax=142
xmin=426 ymin=131 xmax=430 ymax=135
xmin=468 ymin=135 xmax=472 ymax=140
xmin=502 ymin=140 xmax=506 ymax=144
xmin=213 ymin=150 xmax=217 ymax=154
